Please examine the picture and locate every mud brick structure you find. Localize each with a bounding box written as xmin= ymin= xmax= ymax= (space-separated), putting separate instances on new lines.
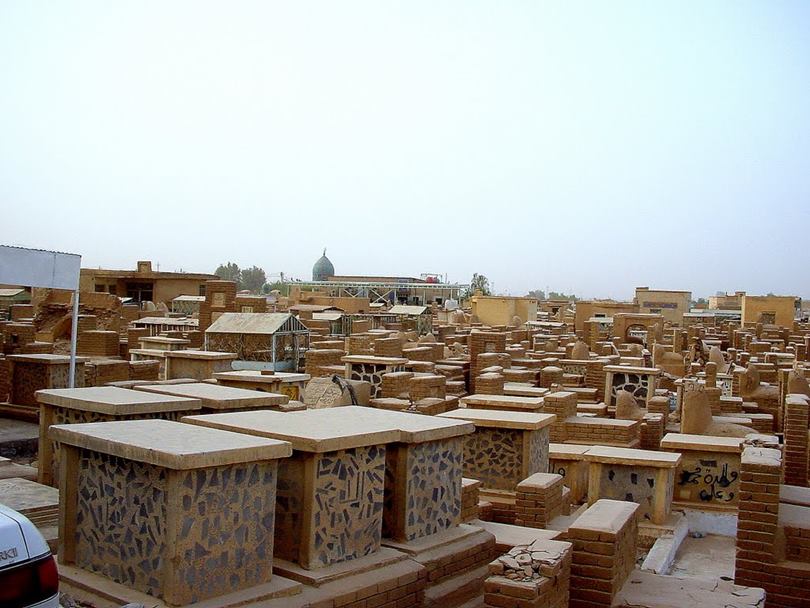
xmin=36 ymin=387 xmax=203 ymax=487
xmin=469 ymin=330 xmax=507 ymax=392
xmin=76 ymin=330 xmax=119 ymax=357
xmin=51 ymin=419 xmax=291 ymax=606
xmin=213 ymin=370 xmax=310 ymax=401
xmin=84 ymin=360 xmax=129 ymax=387
xmin=783 ymin=394 xmax=809 ymax=487
xmin=9 ymin=354 xmax=87 ymax=406
xmin=514 ymin=472 xmax=564 ymax=529
xmin=304 ymin=347 xmax=345 ymax=377
xmin=735 ymin=442 xmax=810 ymax=607
xmin=639 ymin=412 xmax=664 ymax=450
xmin=198 ymin=279 xmax=237 ymax=333
xmin=564 ymin=417 xmax=640 ymax=447
xmin=128 ymin=359 xmax=160 ymax=381
xmin=343 ymin=355 xmax=408 ymax=398
xmin=568 ymin=499 xmax=639 ymax=608
xmin=548 ymin=443 xmax=590 ymax=505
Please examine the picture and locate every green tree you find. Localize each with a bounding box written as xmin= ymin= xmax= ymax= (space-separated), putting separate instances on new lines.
xmin=527 ymin=289 xmax=546 ymax=300
xmin=240 ymin=266 xmax=267 ymax=293
xmin=214 ymin=262 xmax=241 ymax=283
xmin=461 ymin=273 xmax=492 ymax=300
xmin=548 ymin=291 xmax=579 ymax=302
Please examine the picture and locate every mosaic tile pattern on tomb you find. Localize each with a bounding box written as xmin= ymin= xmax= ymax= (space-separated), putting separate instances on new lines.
xmin=403 ymin=437 xmax=463 ymax=540
xmin=170 ymin=460 xmax=278 ymax=604
xmin=611 ymin=372 xmax=650 ymax=402
xmin=527 ymin=428 xmax=550 ymax=477
xmin=462 ymin=428 xmax=523 ymax=491
xmin=674 ymin=452 xmax=739 ymax=507
xmin=75 ymin=451 xmax=168 ymax=597
xmin=48 ymin=407 xmax=190 ymax=486
xmin=308 ymin=445 xmax=386 ymax=568
xmin=597 ymin=465 xmax=661 ymax=521
xmin=349 ymin=363 xmax=405 ymax=397
xmin=75 ymin=450 xmax=277 ymax=605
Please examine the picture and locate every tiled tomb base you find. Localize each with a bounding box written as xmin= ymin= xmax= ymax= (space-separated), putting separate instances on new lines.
xmin=275 ymin=445 xmax=386 ymax=569
xmin=594 ymin=464 xmax=673 ymax=523
xmin=611 ymin=372 xmax=651 ymax=403
xmin=383 ymin=437 xmax=463 ymax=541
xmin=41 ymin=406 xmax=192 ymax=487
xmin=348 ymin=363 xmax=405 ymax=398
xmin=461 ymin=427 xmax=549 ymax=491
xmin=672 ymin=451 xmax=740 ymax=508
xmin=74 ymin=450 xmax=277 ymax=606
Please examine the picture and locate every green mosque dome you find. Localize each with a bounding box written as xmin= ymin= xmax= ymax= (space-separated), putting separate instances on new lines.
xmin=312 ymin=248 xmax=335 ymax=282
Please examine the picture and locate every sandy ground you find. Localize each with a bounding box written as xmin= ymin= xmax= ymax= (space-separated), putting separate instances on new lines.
xmin=670 ymin=534 xmax=737 ymax=580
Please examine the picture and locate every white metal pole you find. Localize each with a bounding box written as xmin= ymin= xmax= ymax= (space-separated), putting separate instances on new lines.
xmin=68 ymin=289 xmax=80 ymax=388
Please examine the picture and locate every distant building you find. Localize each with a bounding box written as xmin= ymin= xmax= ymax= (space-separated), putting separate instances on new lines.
xmin=470 ymin=296 xmax=538 ymax=326
xmin=741 ymin=294 xmax=799 ymax=327
xmin=574 ymin=300 xmax=638 ymax=332
xmin=80 ymin=260 xmax=217 ymax=306
xmin=634 ymin=287 xmax=691 ymax=324
xmin=709 ymin=291 xmax=746 ymax=310
xmin=295 ymin=250 xmax=466 ymax=306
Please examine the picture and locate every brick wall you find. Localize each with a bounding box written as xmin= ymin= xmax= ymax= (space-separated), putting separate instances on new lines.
xmin=543 ymin=391 xmax=577 ymax=442
xmin=639 ymin=413 xmax=664 ymax=451
xmin=77 ymin=330 xmax=119 ymax=357
xmin=305 ymin=348 xmax=345 ymax=377
xmin=565 ymin=418 xmax=640 ymax=446
xmin=128 ymin=360 xmax=160 ymax=381
xmin=461 ymin=478 xmax=481 ymax=522
xmin=514 ymin=473 xmax=563 ymax=529
xmin=734 ymin=442 xmax=810 ymax=607
xmin=783 ymin=394 xmax=809 ymax=487
xmin=569 ymin=499 xmax=639 ymax=608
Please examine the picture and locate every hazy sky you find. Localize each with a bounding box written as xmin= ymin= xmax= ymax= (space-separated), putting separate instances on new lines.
xmin=2 ymin=2 xmax=809 ymax=299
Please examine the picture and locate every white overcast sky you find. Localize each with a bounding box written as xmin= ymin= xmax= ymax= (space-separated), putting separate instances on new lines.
xmin=2 ymin=2 xmax=809 ymax=299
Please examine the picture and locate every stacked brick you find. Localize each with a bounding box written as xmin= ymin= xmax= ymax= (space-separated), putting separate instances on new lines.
xmin=461 ymin=478 xmax=481 ymax=522
xmin=2 ymin=323 xmax=36 ymax=353
xmin=327 ymin=564 xmax=427 ymax=608
xmin=539 ymin=366 xmax=563 ymax=389
xmin=235 ymin=295 xmax=267 ymax=313
xmin=305 ymin=348 xmax=345 ymax=377
xmin=646 ymin=395 xmax=669 ymax=427
xmin=346 ymin=334 xmax=374 ymax=355
xmin=77 ymin=330 xmax=119 ymax=357
xmin=381 ymin=372 xmax=414 ymax=398
xmin=9 ymin=304 xmax=34 ymax=321
xmin=565 ymin=418 xmax=640 ymax=446
xmin=128 ymin=360 xmax=160 ymax=381
xmin=76 ymin=314 xmax=98 ymax=332
xmin=485 ymin=539 xmax=572 ymax=608
xmin=409 ymin=375 xmax=446 ymax=401
xmin=543 ymin=391 xmax=577 ymax=442
xmin=734 ymin=442 xmax=810 ymax=607
xmin=127 ymin=327 xmax=150 ymax=349
xmin=374 ymin=337 xmax=403 ymax=357
xmin=476 ymin=372 xmax=505 ymax=395
xmin=639 ymin=413 xmax=664 ymax=451
xmin=0 ymin=356 xmax=9 ymax=402
xmin=783 ymin=394 xmax=809 ymax=487
xmin=20 ymin=342 xmax=53 ymax=355
xmin=310 ymin=339 xmax=345 ymax=350
xmin=470 ymin=331 xmax=507 ymax=392
xmin=514 ymin=473 xmax=563 ymax=529
xmin=585 ymin=359 xmax=609 ymax=402
xmin=351 ymin=319 xmax=371 ymax=333
xmin=85 ymin=360 xmax=130 ymax=387
xmin=403 ymin=346 xmax=435 ymax=362
xmin=569 ymin=499 xmax=639 ymax=608
xmin=198 ymin=280 xmax=237 ymax=333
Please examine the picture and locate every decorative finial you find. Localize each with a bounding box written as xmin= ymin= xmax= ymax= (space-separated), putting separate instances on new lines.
xmin=323 ymin=247 xmax=326 ymax=256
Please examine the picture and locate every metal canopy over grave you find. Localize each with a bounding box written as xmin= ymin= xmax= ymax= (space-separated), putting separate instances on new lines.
xmin=205 ymin=312 xmax=310 ymax=372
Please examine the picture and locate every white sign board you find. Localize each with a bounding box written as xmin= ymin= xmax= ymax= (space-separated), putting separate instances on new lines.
xmin=0 ymin=245 xmax=81 ymax=290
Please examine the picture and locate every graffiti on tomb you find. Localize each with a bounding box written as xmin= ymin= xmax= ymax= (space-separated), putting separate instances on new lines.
xmin=677 ymin=457 xmax=738 ymax=504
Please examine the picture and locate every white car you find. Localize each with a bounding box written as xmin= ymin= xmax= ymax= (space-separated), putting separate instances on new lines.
xmin=0 ymin=504 xmax=59 ymax=608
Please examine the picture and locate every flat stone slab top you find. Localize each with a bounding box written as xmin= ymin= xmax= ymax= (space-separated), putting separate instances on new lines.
xmin=140 ymin=336 xmax=190 ymax=344
xmin=571 ymin=498 xmax=639 ymax=533
xmin=502 ymin=383 xmax=549 ymax=397
xmin=583 ymin=445 xmax=682 ymax=468
xmin=604 ymin=365 xmax=661 ymax=375
xmin=780 ymin=484 xmax=810 ymax=507
xmin=8 ymin=354 xmax=89 ymax=364
xmin=164 ymin=349 xmax=237 ymax=360
xmin=460 ymin=394 xmax=544 ymax=409
xmin=660 ymin=433 xmax=743 ymax=453
xmin=341 ymin=355 xmax=409 ymax=366
xmin=134 ymin=382 xmax=289 ymax=408
xmin=549 ymin=443 xmax=590 ymax=458
xmin=741 ymin=446 xmax=782 ymax=468
xmin=438 ymin=408 xmax=556 ymax=430
xmin=35 ymin=386 xmax=202 ymax=415
xmin=213 ymin=370 xmax=310 ymax=383
xmin=0 ymin=477 xmax=58 ymax=513
xmin=49 ymin=419 xmax=291 ymax=469
xmin=565 ymin=416 xmax=638 ymax=428
xmin=183 ymin=406 xmax=472 ymax=452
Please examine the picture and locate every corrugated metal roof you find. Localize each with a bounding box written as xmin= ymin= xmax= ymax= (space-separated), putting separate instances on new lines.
xmin=206 ymin=312 xmax=308 ymax=335
xmin=388 ymin=305 xmax=429 ymax=315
